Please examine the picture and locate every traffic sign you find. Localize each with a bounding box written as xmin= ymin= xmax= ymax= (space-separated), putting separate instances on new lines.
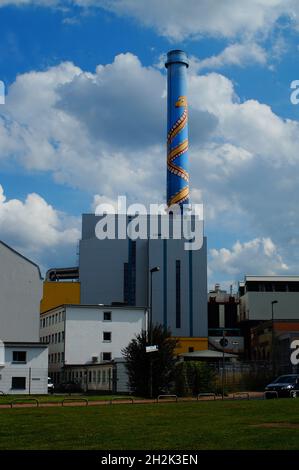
xmin=219 ymin=338 xmax=229 ymax=348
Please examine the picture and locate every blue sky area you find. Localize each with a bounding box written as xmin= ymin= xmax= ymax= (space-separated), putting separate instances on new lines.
xmin=0 ymin=1 xmax=299 ymax=288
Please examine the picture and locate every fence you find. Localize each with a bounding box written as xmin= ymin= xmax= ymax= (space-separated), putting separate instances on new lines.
xmin=210 ymin=361 xmax=299 ymax=394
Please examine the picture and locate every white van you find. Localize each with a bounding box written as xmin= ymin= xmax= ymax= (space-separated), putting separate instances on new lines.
xmin=48 ymin=377 xmax=54 ymax=394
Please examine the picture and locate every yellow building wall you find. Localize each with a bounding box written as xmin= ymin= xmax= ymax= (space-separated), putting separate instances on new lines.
xmin=40 ymin=282 xmax=80 ymax=313
xmin=174 ymin=337 xmax=208 ymax=355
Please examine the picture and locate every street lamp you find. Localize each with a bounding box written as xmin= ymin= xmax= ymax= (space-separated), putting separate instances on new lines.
xmin=219 ymin=333 xmax=229 ymax=401
xmin=149 ymin=266 xmax=160 ymax=399
xmin=271 ymin=300 xmax=278 ymax=373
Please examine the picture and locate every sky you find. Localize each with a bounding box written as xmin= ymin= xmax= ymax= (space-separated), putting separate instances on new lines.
xmin=0 ymin=0 xmax=299 ymax=290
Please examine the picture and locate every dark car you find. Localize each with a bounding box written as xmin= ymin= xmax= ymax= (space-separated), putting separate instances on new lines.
xmin=264 ymin=374 xmax=299 ymax=398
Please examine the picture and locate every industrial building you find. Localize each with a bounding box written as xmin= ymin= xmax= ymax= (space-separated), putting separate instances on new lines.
xmin=79 ymin=214 xmax=207 ymax=342
xmin=40 ymin=304 xmax=146 ymax=388
xmin=41 ymin=50 xmax=209 ymax=356
xmin=208 ymin=284 xmax=243 ymax=355
xmin=239 ymin=275 xmax=299 ymax=321
xmin=0 ymin=240 xmax=48 ymax=394
xmin=239 ymin=275 xmax=299 ymax=359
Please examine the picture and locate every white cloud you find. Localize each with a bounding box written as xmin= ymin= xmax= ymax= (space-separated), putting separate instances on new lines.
xmin=209 ymin=238 xmax=289 ymax=279
xmin=2 ymin=0 xmax=299 ymax=42
xmin=1 ymin=52 xmax=299 ymax=279
xmin=193 ymin=43 xmax=267 ymax=71
xmin=0 ymin=184 xmax=80 ymax=271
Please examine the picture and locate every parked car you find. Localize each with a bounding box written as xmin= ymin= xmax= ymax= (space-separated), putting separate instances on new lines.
xmin=55 ymin=381 xmax=83 ymax=393
xmin=48 ymin=377 xmax=55 ymax=394
xmin=264 ymin=374 xmax=299 ymax=398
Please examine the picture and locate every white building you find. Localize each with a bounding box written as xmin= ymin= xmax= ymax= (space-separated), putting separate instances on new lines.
xmin=239 ymin=276 xmax=299 ymax=321
xmin=40 ymin=304 xmax=146 ymax=389
xmin=0 ymin=342 xmax=48 ymax=394
xmin=0 ymin=240 xmax=43 ymax=342
xmin=0 ymin=240 xmax=48 ymax=395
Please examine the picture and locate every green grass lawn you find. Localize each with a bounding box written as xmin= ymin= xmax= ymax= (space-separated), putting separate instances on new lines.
xmin=1 ymin=399 xmax=299 ymax=450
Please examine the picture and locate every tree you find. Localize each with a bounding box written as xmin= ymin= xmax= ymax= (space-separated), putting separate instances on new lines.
xmin=122 ymin=324 xmax=178 ymax=397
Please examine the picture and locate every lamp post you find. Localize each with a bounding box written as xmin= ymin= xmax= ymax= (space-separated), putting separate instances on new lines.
xmin=219 ymin=332 xmax=229 ymax=401
xmin=271 ymin=300 xmax=278 ymax=373
xmin=149 ymin=266 xmax=160 ymax=399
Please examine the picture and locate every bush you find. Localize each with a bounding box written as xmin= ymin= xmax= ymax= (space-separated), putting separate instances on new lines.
xmin=174 ymin=361 xmax=216 ymax=396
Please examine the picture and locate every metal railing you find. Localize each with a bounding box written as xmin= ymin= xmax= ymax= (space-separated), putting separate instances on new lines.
xmin=10 ymin=398 xmax=39 ymax=408
xmin=157 ymin=394 xmax=178 ymax=403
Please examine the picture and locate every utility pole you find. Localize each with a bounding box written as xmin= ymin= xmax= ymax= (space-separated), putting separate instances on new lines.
xmin=148 ymin=267 xmax=160 ymax=399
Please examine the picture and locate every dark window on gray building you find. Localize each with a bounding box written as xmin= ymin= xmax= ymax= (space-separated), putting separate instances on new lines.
xmin=103 ymin=332 xmax=112 ymax=342
xmin=104 ymin=311 xmax=112 ymax=321
xmin=103 ymin=352 xmax=112 ymax=361
xmin=12 ymin=351 xmax=27 ymax=363
xmin=11 ymin=377 xmax=26 ymax=390
xmin=176 ymin=260 xmax=181 ymax=328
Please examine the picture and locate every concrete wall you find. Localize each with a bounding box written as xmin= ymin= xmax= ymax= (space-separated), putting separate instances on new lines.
xmin=0 ymin=242 xmax=42 ymax=342
xmin=0 ymin=345 xmax=48 ymax=394
xmin=240 ymin=292 xmax=299 ymax=321
xmin=79 ymin=214 xmax=208 ymax=339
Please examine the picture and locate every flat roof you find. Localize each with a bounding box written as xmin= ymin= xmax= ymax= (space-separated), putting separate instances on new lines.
xmin=244 ymin=275 xmax=299 ymax=283
xmin=3 ymin=342 xmax=47 ymax=348
xmin=179 ymin=350 xmax=238 ymax=358
xmin=41 ymin=304 xmax=147 ymax=315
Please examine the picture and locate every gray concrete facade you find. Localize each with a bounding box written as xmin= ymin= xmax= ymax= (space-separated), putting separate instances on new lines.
xmin=0 ymin=241 xmax=43 ymax=342
xmin=79 ymin=214 xmax=208 ymax=338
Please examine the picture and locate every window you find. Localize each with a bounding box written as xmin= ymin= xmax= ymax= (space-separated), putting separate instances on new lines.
xmin=11 ymin=377 xmax=26 ymax=390
xmin=102 ymin=352 xmax=111 ymax=361
xmin=61 ymin=352 xmax=64 ymax=363
xmin=103 ymin=332 xmax=112 ymax=342
xmin=55 ymin=313 xmax=58 ymax=323
xmin=176 ymin=260 xmax=181 ymax=328
xmin=97 ymin=370 xmax=101 ymax=383
xmin=58 ymin=332 xmax=61 ymax=343
xmin=57 ymin=353 xmax=60 ymax=363
xmin=102 ymin=370 xmax=106 ymax=384
xmin=12 ymin=351 xmax=27 ymax=363
xmin=103 ymin=311 xmax=112 ymax=321
xmin=93 ymin=371 xmax=96 ymax=383
xmin=62 ymin=331 xmax=65 ymax=341
xmin=88 ymin=371 xmax=92 ymax=383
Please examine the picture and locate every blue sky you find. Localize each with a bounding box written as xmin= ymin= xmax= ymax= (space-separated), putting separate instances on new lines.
xmin=1 ymin=0 xmax=299 ymax=289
